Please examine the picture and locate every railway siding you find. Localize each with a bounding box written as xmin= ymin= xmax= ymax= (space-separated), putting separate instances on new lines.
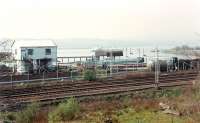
xmin=0 ymin=71 xmax=198 ymax=111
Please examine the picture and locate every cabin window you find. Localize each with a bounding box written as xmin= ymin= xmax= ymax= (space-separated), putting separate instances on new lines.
xmin=28 ymin=49 xmax=33 ymax=55
xmin=45 ymin=49 xmax=51 ymax=55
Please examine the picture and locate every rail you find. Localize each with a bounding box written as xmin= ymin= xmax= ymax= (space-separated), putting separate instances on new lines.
xmin=0 ymin=71 xmax=198 ymax=111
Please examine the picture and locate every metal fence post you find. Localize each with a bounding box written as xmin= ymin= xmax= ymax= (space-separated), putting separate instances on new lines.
xmin=71 ymin=71 xmax=73 ymax=80
xmin=43 ymin=71 xmax=45 ymax=82
xmin=57 ymin=63 xmax=59 ymax=78
xmin=117 ymin=64 xmax=119 ymax=73
xmin=27 ymin=71 xmax=29 ymax=80
xmin=10 ymin=74 xmax=13 ymax=88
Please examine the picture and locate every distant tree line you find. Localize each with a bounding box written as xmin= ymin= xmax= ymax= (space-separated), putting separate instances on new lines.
xmin=173 ymin=45 xmax=200 ymax=51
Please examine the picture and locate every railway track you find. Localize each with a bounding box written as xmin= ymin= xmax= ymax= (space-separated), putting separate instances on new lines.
xmin=0 ymin=71 xmax=199 ymax=111
xmin=0 ymin=74 xmax=196 ymax=99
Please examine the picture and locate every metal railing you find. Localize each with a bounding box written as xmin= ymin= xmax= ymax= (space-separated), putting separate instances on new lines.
xmin=0 ymin=70 xmax=137 ymax=85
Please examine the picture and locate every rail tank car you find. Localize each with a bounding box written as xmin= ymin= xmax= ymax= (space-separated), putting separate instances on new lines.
xmin=149 ymin=60 xmax=168 ymax=72
xmin=149 ymin=57 xmax=198 ymax=72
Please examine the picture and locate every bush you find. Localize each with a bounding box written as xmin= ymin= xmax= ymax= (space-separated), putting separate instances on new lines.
xmin=122 ymin=96 xmax=132 ymax=108
xmin=84 ymin=70 xmax=96 ymax=81
xmin=15 ymin=102 xmax=39 ymax=123
xmin=48 ymin=97 xmax=80 ymax=123
xmin=156 ymin=89 xmax=182 ymax=98
xmin=0 ymin=111 xmax=16 ymax=123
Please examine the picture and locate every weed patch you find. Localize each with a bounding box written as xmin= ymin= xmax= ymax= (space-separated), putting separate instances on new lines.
xmin=15 ymin=102 xmax=40 ymax=123
xmin=84 ymin=70 xmax=96 ymax=81
xmin=48 ymin=97 xmax=80 ymax=123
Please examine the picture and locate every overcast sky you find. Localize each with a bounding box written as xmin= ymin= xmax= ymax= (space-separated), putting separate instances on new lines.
xmin=0 ymin=0 xmax=200 ymax=47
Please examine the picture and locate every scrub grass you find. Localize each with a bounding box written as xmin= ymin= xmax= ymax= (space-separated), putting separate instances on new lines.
xmin=48 ymin=97 xmax=80 ymax=123
xmin=1 ymin=81 xmax=200 ymax=123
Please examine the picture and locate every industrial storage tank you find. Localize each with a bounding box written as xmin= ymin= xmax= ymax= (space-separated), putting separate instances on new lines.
xmin=147 ymin=57 xmax=198 ymax=72
xmin=148 ymin=60 xmax=168 ymax=72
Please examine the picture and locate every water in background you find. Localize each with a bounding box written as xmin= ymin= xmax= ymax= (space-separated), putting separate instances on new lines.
xmin=58 ymin=46 xmax=190 ymax=63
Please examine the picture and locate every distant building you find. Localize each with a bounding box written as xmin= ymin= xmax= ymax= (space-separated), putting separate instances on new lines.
xmin=94 ymin=48 xmax=123 ymax=60
xmin=11 ymin=39 xmax=57 ymax=73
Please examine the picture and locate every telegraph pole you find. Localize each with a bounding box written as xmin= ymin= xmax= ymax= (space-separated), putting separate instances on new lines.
xmin=126 ymin=48 xmax=128 ymax=73
xmin=110 ymin=49 xmax=113 ymax=77
xmin=153 ymin=48 xmax=160 ymax=89
xmin=176 ymin=48 xmax=179 ymax=71
xmin=138 ymin=48 xmax=141 ymax=57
